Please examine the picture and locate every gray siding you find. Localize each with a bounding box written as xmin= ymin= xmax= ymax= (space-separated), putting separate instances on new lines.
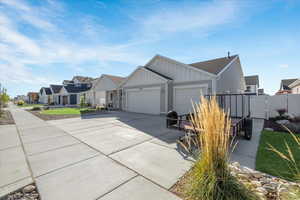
xmin=216 ymin=58 xmax=245 ymax=94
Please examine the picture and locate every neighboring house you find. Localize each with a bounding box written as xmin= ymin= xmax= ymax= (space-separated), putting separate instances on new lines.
xmin=276 ymin=79 xmax=297 ymax=94
xmin=58 ymin=83 xmax=91 ymax=105
xmin=90 ymin=74 xmax=125 ymax=108
xmin=39 ymin=87 xmax=52 ymax=104
xmin=288 ymin=79 xmax=300 ymax=94
xmin=120 ymin=54 xmax=245 ymax=115
xmin=27 ymin=92 xmax=39 ymax=104
xmin=244 ymin=75 xmax=259 ymax=93
xmin=49 ymin=85 xmax=63 ymax=105
xmin=72 ymin=76 xmax=94 ymax=86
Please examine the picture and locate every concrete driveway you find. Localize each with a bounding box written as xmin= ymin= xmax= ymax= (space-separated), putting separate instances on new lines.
xmin=2 ymin=107 xmax=263 ymax=200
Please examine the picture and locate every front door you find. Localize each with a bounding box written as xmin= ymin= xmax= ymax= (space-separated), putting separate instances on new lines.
xmin=63 ymin=96 xmax=68 ymax=105
xmin=70 ymin=94 xmax=77 ymax=105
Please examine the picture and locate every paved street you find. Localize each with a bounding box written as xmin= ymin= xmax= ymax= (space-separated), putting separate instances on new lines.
xmin=0 ymin=105 xmax=264 ymax=199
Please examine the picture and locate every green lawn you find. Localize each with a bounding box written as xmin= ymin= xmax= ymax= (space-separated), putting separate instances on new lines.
xmin=256 ymin=130 xmax=300 ymax=181
xmin=41 ymin=108 xmax=83 ymax=115
xmin=18 ymin=104 xmax=44 ymax=107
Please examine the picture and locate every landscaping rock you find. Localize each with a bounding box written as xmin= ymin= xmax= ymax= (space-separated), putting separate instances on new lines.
xmin=229 ymin=162 xmax=300 ymax=200
xmin=22 ymin=185 xmax=35 ymax=193
xmin=264 ymin=128 xmax=274 ymax=131
xmin=4 ymin=184 xmax=40 ymax=200
xmin=275 ymin=120 xmax=289 ymax=125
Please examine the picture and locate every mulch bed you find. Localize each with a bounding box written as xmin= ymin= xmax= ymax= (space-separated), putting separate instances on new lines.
xmin=29 ymin=111 xmax=80 ymax=121
xmin=170 ymin=169 xmax=193 ymax=200
xmin=264 ymin=119 xmax=300 ymax=134
xmin=0 ymin=110 xmax=15 ymax=125
xmin=28 ymin=110 xmax=108 ymax=121
xmin=264 ymin=120 xmax=286 ymax=132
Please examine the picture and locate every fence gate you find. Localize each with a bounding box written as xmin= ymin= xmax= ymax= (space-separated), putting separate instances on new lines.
xmin=250 ymin=95 xmax=267 ymax=119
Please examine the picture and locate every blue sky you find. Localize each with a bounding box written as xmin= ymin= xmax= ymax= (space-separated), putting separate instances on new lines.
xmin=0 ymin=0 xmax=300 ymax=97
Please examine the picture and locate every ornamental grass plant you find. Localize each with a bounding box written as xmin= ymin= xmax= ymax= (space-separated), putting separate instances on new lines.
xmin=187 ymin=96 xmax=258 ymax=200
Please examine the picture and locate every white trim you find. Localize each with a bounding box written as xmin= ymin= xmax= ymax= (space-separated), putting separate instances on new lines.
xmin=146 ymin=55 xmax=217 ymax=78
xmin=165 ymin=83 xmax=168 ymax=113
xmin=216 ymin=55 xmax=238 ymax=77
xmin=173 ymin=83 xmax=208 ymax=90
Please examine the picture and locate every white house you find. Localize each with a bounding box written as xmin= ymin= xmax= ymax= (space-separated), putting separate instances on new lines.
xmin=244 ymin=75 xmax=259 ymax=94
xmin=58 ymin=84 xmax=91 ymax=105
xmin=39 ymin=87 xmax=53 ymax=104
xmin=120 ymin=54 xmax=245 ymax=115
xmin=49 ymin=85 xmax=63 ymax=105
xmin=89 ymin=74 xmax=125 ymax=108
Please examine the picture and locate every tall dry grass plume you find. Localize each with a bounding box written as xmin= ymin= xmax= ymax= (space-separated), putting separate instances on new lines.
xmin=268 ymin=127 xmax=300 ymax=182
xmin=187 ymin=96 xmax=257 ymax=200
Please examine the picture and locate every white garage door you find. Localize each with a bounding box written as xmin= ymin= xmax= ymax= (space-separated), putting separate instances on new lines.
xmin=174 ymin=86 xmax=207 ymax=114
xmin=126 ymin=88 xmax=160 ymax=114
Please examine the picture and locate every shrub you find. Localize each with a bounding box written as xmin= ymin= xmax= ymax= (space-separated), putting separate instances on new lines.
xmin=31 ymin=106 xmax=41 ymax=111
xmin=277 ymin=108 xmax=287 ymax=117
xmin=80 ymin=108 xmax=95 ymax=114
xmin=187 ymin=96 xmax=257 ymax=200
xmin=17 ymin=100 xmax=24 ymax=106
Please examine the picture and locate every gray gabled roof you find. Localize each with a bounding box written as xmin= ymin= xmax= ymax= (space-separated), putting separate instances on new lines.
xmin=103 ymin=74 xmax=126 ymax=85
xmin=281 ymin=79 xmax=297 ymax=90
xmin=44 ymin=87 xmax=52 ymax=95
xmin=189 ymin=55 xmax=238 ymax=75
xmin=64 ymin=84 xmax=91 ymax=93
xmin=245 ymin=75 xmax=259 ymax=87
xmin=50 ymin=85 xmax=63 ymax=94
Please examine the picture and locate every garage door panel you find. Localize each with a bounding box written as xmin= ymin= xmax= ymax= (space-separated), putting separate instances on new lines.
xmin=126 ymin=88 xmax=160 ymax=114
xmin=174 ymin=86 xmax=206 ymax=114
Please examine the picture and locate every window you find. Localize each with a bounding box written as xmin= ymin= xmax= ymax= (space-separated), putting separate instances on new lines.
xmin=110 ymin=93 xmax=113 ymax=100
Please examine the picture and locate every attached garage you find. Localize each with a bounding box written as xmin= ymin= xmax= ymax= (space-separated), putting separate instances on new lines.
xmin=121 ymin=67 xmax=170 ymax=115
xmin=173 ymin=85 xmax=208 ymax=114
xmin=126 ymin=87 xmax=161 ymax=114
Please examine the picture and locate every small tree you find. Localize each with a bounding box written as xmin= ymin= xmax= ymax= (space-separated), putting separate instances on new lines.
xmin=80 ymin=95 xmax=86 ymax=108
xmin=0 ymin=87 xmax=9 ymax=114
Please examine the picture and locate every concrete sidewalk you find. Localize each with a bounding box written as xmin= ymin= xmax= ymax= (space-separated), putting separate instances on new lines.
xmin=0 ymin=125 xmax=32 ymax=197
xmin=5 ymin=106 xmax=183 ymax=200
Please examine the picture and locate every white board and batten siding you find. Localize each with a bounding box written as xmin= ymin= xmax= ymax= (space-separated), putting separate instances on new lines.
xmin=147 ymin=56 xmax=215 ymax=83
xmin=123 ymin=68 xmax=167 ymax=114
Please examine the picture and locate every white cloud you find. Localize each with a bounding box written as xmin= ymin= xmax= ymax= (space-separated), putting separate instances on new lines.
xmin=136 ymin=0 xmax=241 ymax=39
xmin=279 ymin=64 xmax=289 ymax=68
xmin=0 ymin=0 xmax=147 ymax=91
